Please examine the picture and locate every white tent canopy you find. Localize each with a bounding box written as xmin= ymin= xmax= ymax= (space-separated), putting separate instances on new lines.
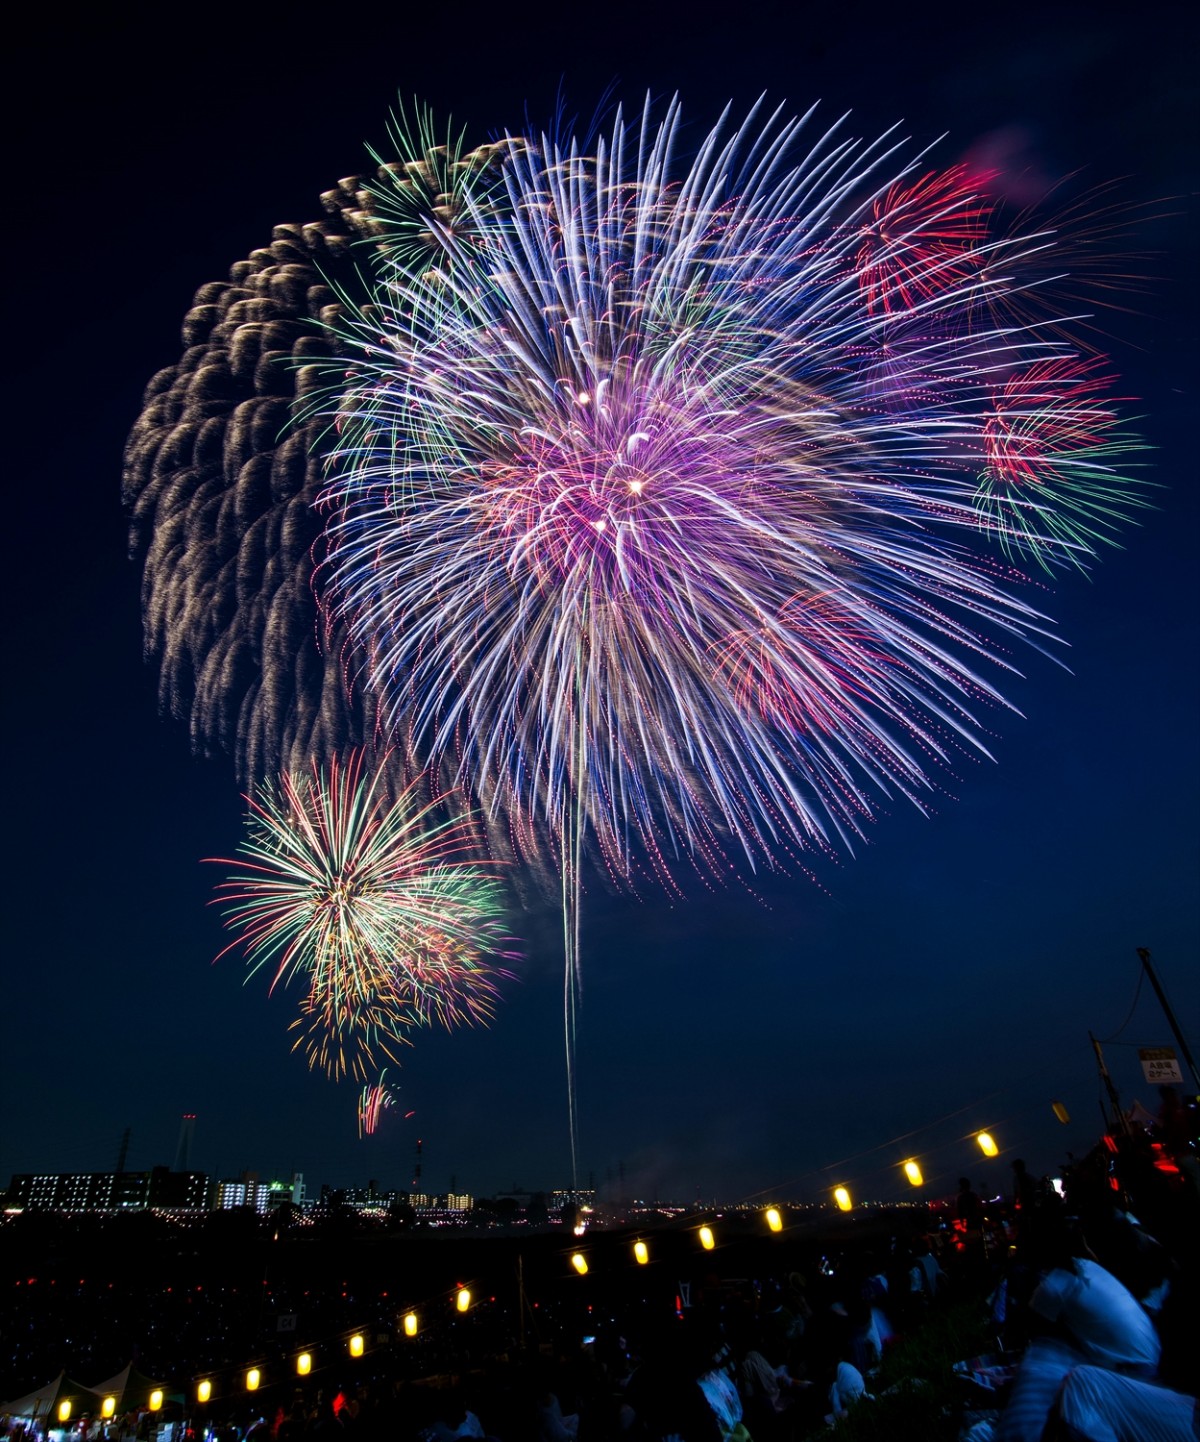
xmin=1 ymin=1371 xmax=103 ymax=1421
xmin=85 ymin=1365 xmax=168 ymax=1412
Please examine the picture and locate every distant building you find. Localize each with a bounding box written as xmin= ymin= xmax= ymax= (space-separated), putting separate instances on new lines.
xmin=551 ymin=1188 xmax=596 ymax=1210
xmin=214 ymin=1173 xmax=303 ymax=1213
xmin=5 ymin=1167 xmax=207 ymax=1212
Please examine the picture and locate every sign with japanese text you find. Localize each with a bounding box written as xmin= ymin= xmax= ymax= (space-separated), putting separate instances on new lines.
xmin=1139 ymin=1047 xmax=1183 ymax=1084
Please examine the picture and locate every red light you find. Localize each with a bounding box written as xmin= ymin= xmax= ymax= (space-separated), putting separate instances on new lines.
xmin=1109 ymin=1177 xmax=1120 ymax=1191
xmin=1102 ymin=1135 xmax=1119 ymax=1154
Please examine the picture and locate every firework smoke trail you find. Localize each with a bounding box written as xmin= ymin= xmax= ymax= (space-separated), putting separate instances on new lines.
xmin=317 ymin=97 xmax=1146 ymax=1178
xmin=212 ymin=751 xmax=514 ymax=1082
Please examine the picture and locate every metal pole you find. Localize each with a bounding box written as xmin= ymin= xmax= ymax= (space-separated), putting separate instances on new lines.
xmin=1090 ymin=1031 xmax=1130 ymax=1136
xmin=1136 ymin=948 xmax=1200 ymax=1092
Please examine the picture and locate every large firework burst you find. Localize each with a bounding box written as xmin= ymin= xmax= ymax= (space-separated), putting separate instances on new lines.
xmin=131 ymin=96 xmax=1148 ymax=1177
xmin=311 ymin=97 xmax=1145 ymax=1172
xmin=212 ymin=752 xmax=513 ymax=1081
xmin=122 ymin=106 xmax=510 ymax=781
xmin=319 ymin=98 xmax=1144 ymax=876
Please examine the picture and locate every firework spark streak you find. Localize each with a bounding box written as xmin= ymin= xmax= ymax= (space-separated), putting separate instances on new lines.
xmin=315 ymin=97 xmax=1146 ymax=1175
xmin=212 ymin=753 xmax=514 ymax=1081
xmin=358 ymin=1072 xmax=394 ymax=1138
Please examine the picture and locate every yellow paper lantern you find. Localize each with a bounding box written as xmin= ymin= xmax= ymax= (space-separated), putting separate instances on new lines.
xmin=149 ymin=1391 xmax=163 ymax=1412
xmin=833 ymin=1185 xmax=852 ymax=1212
xmin=403 ymin=1312 xmax=418 ymax=1337
xmin=102 ymin=1398 xmax=116 ymax=1419
xmin=197 ymin=1381 xmax=212 ymax=1405
xmin=698 ymin=1225 xmax=716 ymax=1251
xmin=976 ymin=1131 xmax=999 ymax=1158
xmin=1053 ymin=1101 xmax=1070 ymax=1125
xmin=765 ymin=1207 xmax=783 ymax=1232
xmin=296 ymin=1353 xmax=312 ymax=1376
xmin=571 ymin=1252 xmax=588 ymax=1275
xmin=456 ymin=1287 xmax=471 ymax=1312
xmin=348 ymin=1334 xmax=364 ymax=1357
xmin=903 ymin=1159 xmax=923 ymax=1187
xmin=633 ymin=1240 xmax=649 ymax=1265
xmin=246 ymin=1369 xmax=261 ymax=1392
xmin=58 ymin=1402 xmax=72 ymax=1424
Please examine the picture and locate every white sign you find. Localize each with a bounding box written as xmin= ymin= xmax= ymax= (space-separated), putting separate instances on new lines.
xmin=1139 ymin=1047 xmax=1183 ymax=1085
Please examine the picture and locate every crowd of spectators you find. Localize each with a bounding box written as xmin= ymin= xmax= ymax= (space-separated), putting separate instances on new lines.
xmin=2 ymin=1086 xmax=1196 ymax=1441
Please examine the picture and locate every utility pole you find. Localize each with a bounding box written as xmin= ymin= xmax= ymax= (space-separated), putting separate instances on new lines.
xmin=1136 ymin=948 xmax=1200 ymax=1092
xmin=1090 ymin=1032 xmax=1130 ymax=1136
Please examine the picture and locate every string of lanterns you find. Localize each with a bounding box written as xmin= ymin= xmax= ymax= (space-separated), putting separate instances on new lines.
xmin=48 ymin=1099 xmax=1079 ymax=1418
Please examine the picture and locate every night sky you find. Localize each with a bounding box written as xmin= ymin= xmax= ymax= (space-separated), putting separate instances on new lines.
xmin=5 ymin=2 xmax=1197 ymax=1206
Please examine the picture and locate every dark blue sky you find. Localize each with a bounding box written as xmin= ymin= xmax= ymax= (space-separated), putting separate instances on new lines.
xmin=4 ymin=2 xmax=1196 ymax=1204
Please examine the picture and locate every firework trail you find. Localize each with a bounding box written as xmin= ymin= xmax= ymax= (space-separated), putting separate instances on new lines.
xmin=358 ymin=1071 xmax=394 ymax=1138
xmin=315 ymin=97 xmax=1145 ymax=1176
xmin=212 ymin=751 xmax=514 ymax=1082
